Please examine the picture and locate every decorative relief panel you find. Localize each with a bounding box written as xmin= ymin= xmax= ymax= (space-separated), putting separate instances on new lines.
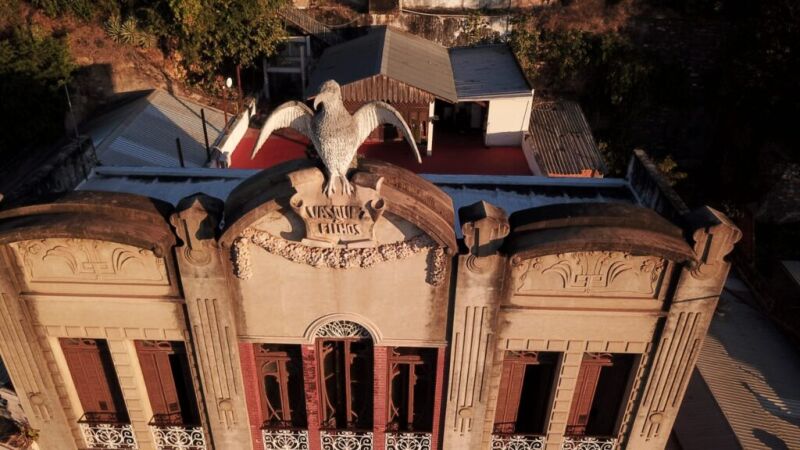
xmin=12 ymin=239 xmax=169 ymax=286
xmin=232 ymin=229 xmax=446 ymax=286
xmin=514 ymin=252 xmax=665 ymax=298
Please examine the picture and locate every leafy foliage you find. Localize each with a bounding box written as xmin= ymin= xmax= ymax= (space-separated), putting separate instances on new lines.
xmin=105 ymin=14 xmax=153 ymax=48
xmin=156 ymin=0 xmax=287 ymax=83
xmin=29 ymin=0 xmax=118 ymax=20
xmin=0 ymin=24 xmax=74 ymax=158
xmin=509 ymin=15 xmax=660 ymax=175
xmin=458 ymin=11 xmax=499 ymax=46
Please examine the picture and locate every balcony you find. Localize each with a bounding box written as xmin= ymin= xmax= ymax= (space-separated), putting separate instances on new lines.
xmin=262 ymin=424 xmax=309 ymax=450
xmin=385 ymin=431 xmax=432 ymax=450
xmin=78 ymin=413 xmax=137 ymax=449
xmin=320 ymin=429 xmax=373 ymax=450
xmin=149 ymin=414 xmax=206 ymax=450
xmin=490 ymin=433 xmax=545 ymax=450
xmin=561 ymin=436 xmax=618 ymax=450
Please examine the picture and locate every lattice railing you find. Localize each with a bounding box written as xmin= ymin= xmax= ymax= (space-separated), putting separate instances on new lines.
xmin=491 ymin=433 xmax=545 ymax=450
xmin=320 ymin=429 xmax=373 ymax=450
xmin=385 ymin=432 xmax=431 ymax=450
xmin=561 ymin=436 xmax=617 ymax=450
xmin=262 ymin=428 xmax=310 ymax=450
xmin=79 ymin=422 xmax=137 ymax=449
xmin=150 ymin=425 xmax=206 ymax=450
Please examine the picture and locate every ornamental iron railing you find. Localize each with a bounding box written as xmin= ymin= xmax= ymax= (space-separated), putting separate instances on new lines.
xmin=262 ymin=427 xmax=310 ymax=450
xmin=561 ymin=436 xmax=617 ymax=450
xmin=320 ymin=429 xmax=373 ymax=450
xmin=490 ymin=433 xmax=545 ymax=450
xmin=150 ymin=425 xmax=206 ymax=450
xmin=78 ymin=413 xmax=137 ymax=449
xmin=385 ymin=432 xmax=432 ymax=450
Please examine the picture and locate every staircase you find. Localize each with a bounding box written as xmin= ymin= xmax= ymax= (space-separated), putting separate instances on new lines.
xmin=279 ymin=6 xmax=345 ymax=46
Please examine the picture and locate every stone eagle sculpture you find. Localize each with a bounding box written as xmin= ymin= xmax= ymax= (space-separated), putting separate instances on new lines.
xmin=252 ymin=80 xmax=422 ymax=196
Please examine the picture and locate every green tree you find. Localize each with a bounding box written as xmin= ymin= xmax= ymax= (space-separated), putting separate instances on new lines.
xmin=0 ymin=24 xmax=74 ymax=159
xmin=163 ymin=0 xmax=287 ymax=82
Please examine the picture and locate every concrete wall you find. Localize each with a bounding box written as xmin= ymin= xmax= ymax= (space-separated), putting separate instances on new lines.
xmin=485 ymin=96 xmax=532 ymax=146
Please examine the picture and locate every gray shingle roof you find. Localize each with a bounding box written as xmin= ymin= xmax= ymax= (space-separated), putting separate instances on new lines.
xmin=449 ymin=45 xmax=532 ymax=100
xmin=528 ymin=101 xmax=606 ymax=176
xmin=307 ymin=26 xmax=457 ymax=102
xmin=83 ymin=90 xmax=227 ymax=168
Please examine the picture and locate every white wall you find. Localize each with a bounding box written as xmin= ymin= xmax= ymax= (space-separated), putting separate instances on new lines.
xmin=485 ymin=96 xmax=532 ymax=146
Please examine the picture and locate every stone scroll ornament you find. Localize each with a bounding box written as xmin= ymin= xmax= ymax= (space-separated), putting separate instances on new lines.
xmin=251 ymin=79 xmax=422 ymax=197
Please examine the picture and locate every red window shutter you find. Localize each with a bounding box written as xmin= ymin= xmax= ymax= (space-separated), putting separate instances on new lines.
xmin=567 ymin=354 xmax=613 ymax=436
xmin=60 ymin=339 xmax=126 ymax=420
xmin=494 ymin=359 xmax=527 ymax=433
xmin=135 ymin=342 xmax=182 ymax=417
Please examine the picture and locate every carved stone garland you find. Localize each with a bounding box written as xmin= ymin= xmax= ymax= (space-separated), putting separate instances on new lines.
xmin=232 ymin=229 xmax=446 ymax=285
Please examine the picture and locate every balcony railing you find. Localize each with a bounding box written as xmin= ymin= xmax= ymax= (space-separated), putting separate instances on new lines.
xmin=149 ymin=414 xmax=206 ymax=450
xmin=385 ymin=431 xmax=432 ymax=450
xmin=78 ymin=413 xmax=137 ymax=449
xmin=490 ymin=433 xmax=545 ymax=450
xmin=262 ymin=425 xmax=309 ymax=450
xmin=561 ymin=436 xmax=617 ymax=450
xmin=320 ymin=429 xmax=373 ymax=450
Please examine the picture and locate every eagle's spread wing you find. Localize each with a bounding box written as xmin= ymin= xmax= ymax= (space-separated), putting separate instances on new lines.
xmin=354 ymin=102 xmax=422 ymax=163
xmin=252 ymin=101 xmax=314 ymax=158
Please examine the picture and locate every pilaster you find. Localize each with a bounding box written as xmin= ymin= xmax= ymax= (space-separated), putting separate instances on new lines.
xmin=0 ymin=251 xmax=77 ymax=449
xmin=302 ymin=344 xmax=322 ymax=450
xmin=627 ymin=207 xmax=741 ymax=449
xmin=443 ymin=201 xmax=509 ymax=450
xmin=373 ymin=346 xmax=388 ymax=450
xmin=171 ymin=195 xmax=252 ymax=449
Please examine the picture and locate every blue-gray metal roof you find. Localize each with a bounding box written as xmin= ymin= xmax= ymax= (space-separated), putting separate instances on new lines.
xmin=83 ymin=90 xmax=227 ymax=168
xmin=449 ymin=45 xmax=532 ymax=100
xmin=307 ymin=27 xmax=458 ymax=102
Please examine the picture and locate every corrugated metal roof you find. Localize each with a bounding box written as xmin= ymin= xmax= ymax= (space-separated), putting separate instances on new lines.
xmin=83 ymin=90 xmax=227 ymax=168
xmin=76 ymin=167 xmax=256 ymax=204
xmin=307 ymin=26 xmax=457 ymax=102
xmin=449 ymin=45 xmax=532 ymax=100
xmin=692 ymin=278 xmax=800 ymax=450
xmin=528 ymin=101 xmax=606 ymax=176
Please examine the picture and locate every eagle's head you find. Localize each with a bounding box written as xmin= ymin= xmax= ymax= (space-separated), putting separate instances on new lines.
xmin=313 ymin=80 xmax=342 ymax=111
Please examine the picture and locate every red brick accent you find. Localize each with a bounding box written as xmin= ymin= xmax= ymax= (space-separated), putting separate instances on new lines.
xmin=430 ymin=347 xmax=447 ymax=450
xmin=239 ymin=342 xmax=265 ymax=450
xmin=373 ymin=346 xmax=389 ymax=450
xmin=302 ymin=345 xmax=322 ymax=450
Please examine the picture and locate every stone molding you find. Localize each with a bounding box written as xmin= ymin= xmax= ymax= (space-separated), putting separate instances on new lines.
xmin=232 ymin=229 xmax=447 ymax=285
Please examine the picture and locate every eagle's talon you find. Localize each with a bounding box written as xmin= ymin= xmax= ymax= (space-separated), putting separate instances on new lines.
xmin=341 ymin=178 xmax=354 ymax=196
xmin=324 ymin=179 xmax=336 ymax=197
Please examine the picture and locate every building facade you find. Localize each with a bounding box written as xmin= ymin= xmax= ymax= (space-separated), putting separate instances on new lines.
xmin=0 ymin=155 xmax=739 ymax=450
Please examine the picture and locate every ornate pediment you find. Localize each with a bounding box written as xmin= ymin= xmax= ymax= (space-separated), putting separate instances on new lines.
xmin=514 ymin=252 xmax=666 ymax=298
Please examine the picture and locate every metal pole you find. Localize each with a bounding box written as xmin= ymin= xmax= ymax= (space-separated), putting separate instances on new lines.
xmin=236 ymin=65 xmax=244 ymax=113
xmin=175 ymin=138 xmax=185 ymax=168
xmin=223 ymin=91 xmax=229 ymax=130
xmin=64 ymin=84 xmax=79 ymax=139
xmin=201 ymin=108 xmax=211 ymax=162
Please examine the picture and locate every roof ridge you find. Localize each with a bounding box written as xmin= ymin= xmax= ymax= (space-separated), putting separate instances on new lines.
xmin=379 ymin=26 xmax=390 ymax=75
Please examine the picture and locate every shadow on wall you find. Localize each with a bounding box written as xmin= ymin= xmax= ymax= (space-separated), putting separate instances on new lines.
xmin=753 ymin=429 xmax=790 ymax=450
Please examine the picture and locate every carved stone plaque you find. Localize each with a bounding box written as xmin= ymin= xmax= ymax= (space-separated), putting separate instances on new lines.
xmin=288 ymin=169 xmax=386 ymax=246
xmin=514 ymin=251 xmax=666 ymax=298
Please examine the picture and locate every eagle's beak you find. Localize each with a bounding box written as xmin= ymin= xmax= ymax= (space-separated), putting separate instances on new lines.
xmin=313 ymin=93 xmax=323 ymax=111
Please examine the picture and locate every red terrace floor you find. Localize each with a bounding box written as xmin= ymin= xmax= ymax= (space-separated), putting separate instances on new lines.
xmin=230 ymin=127 xmax=532 ymax=175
